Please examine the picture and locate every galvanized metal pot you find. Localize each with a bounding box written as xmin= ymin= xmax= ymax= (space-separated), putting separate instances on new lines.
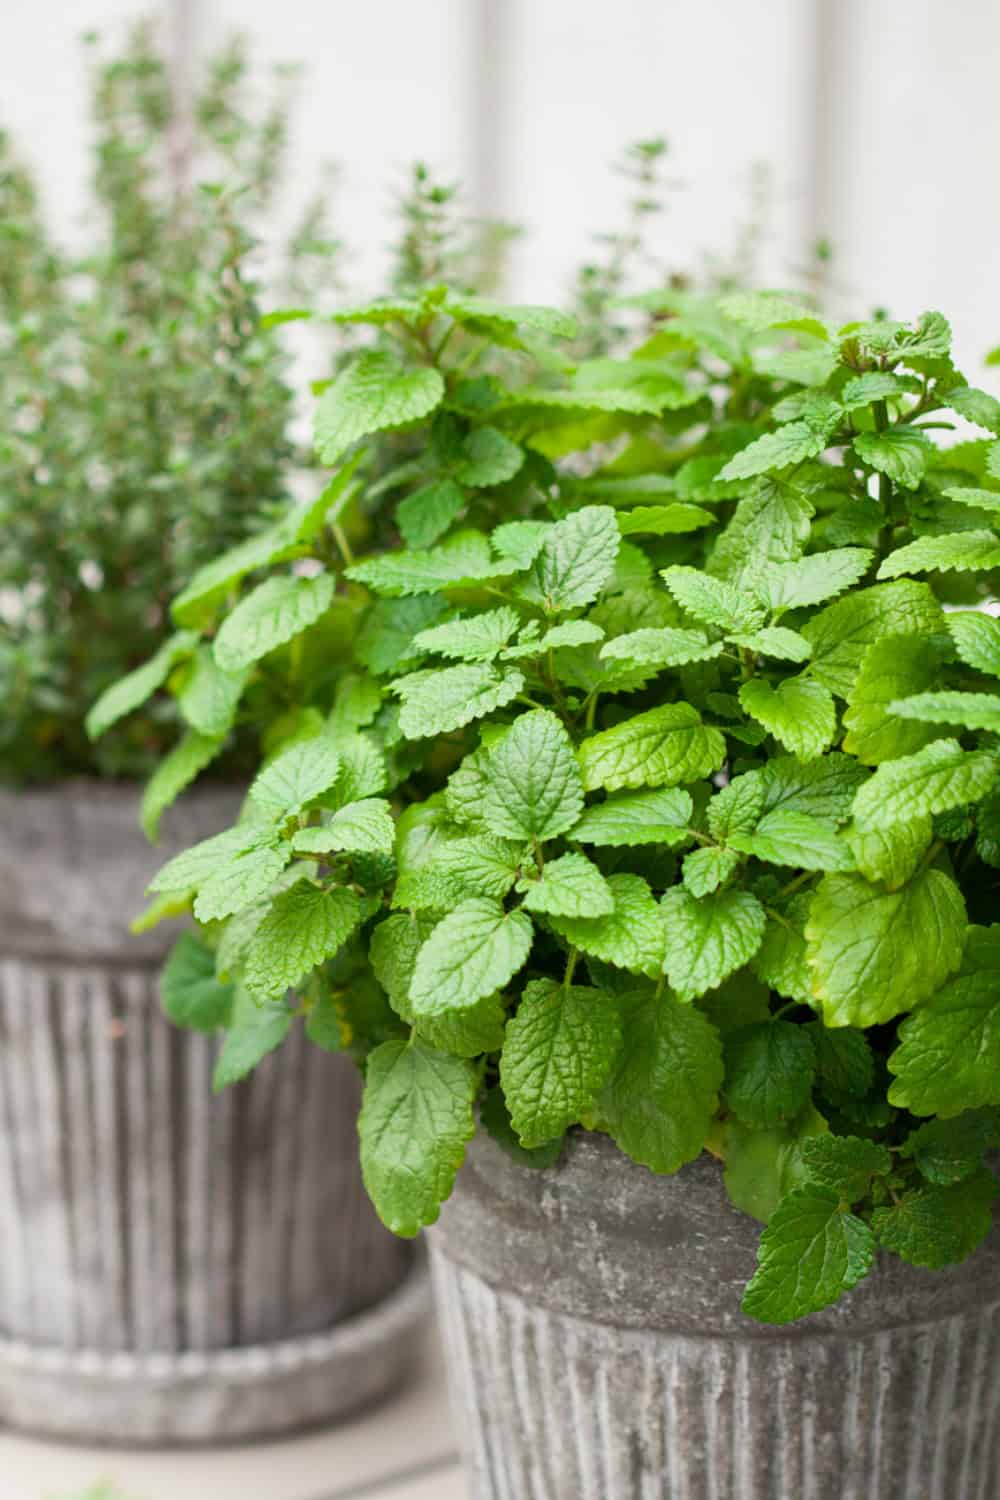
xmin=0 ymin=781 xmax=424 ymax=1444
xmin=430 ymin=1129 xmax=1000 ymax=1499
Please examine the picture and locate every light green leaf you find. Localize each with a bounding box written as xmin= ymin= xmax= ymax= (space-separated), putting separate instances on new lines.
xmin=801 ymin=580 xmax=943 ymax=698
xmin=524 ymin=505 xmax=620 ymax=612
xmin=86 ymin=630 xmax=197 ymax=739
xmin=500 ymin=979 xmax=621 ymax=1147
xmin=601 ymin=990 xmax=723 ymax=1174
xmin=872 ymin=1171 xmax=997 ymax=1270
xmin=392 ymin=663 xmax=524 ymax=740
xmin=739 ymin=676 xmax=836 ymax=759
xmin=315 ymin=351 xmax=445 ymax=463
xmin=409 ymin=898 xmax=533 ymax=1016
xmin=763 ymin=548 xmax=873 ymax=614
xmin=615 ymin=503 xmax=714 ymax=536
xmin=396 ymin=480 xmax=466 ymax=549
xmin=741 ymin=1186 xmax=875 ymax=1323
xmin=292 ymin=799 xmax=395 ymax=856
xmin=890 ymin=691 xmax=1000 ymax=733
xmin=214 ymin=573 xmax=334 ymax=673
xmin=851 ymin=738 xmax=998 ymax=829
xmin=682 ymin=846 xmax=741 ymax=897
xmin=433 ymin=833 xmax=524 ymax=901
xmin=944 ymin=386 xmax=1000 ymax=434
xmin=805 ymin=867 xmax=967 ymax=1027
xmin=846 ymin=815 xmax=932 ymax=889
xmin=355 ymin=595 xmax=447 ymax=675
xmin=194 ymin=841 xmax=293 ymax=923
xmin=518 ymin=852 xmax=614 ymax=918
xmin=730 ymin=809 xmax=854 ymax=872
xmin=369 ymin=912 xmax=434 ymax=1017
xmin=660 ymin=565 xmax=766 ymax=633
xmin=161 ymin=932 xmax=233 ymax=1033
xmin=177 ymin=647 xmax=248 ymax=738
xmin=724 ymin=1020 xmax=817 ymax=1128
xmin=709 ymin=479 xmax=814 ymax=587
xmin=148 ymin=824 xmax=270 ymax=895
xmin=599 ymin=627 xmax=722 ymax=668
xmin=482 ymin=709 xmax=584 ymax=843
xmin=455 ymin=426 xmax=524 ymax=487
xmin=758 ymin=754 xmax=869 ymax=823
xmin=730 ymin=627 xmax=812 ymax=663
xmin=549 ymin=873 xmax=666 ymax=976
xmin=900 ymin=1109 xmax=1000 ymax=1185
xmin=358 ymin=1039 xmax=476 ymax=1235
xmin=212 ymin=989 xmax=293 ymax=1091
xmin=661 ymin=886 xmax=766 ymax=1001
xmin=571 ymin=787 xmax=694 ymax=847
xmin=878 ymin=530 xmax=1000 ymax=579
xmin=707 ymin=773 xmax=765 ymax=841
xmin=718 ymin=422 xmax=827 ymax=482
xmin=243 ymin=882 xmax=361 ymax=1001
xmin=347 ymin=530 xmax=513 ymax=597
xmin=947 ymin=611 xmax=1000 ymax=677
xmin=853 ymin=427 xmax=931 ymax=489
xmin=842 ymin=634 xmax=944 ymax=765
xmin=840 ymin=372 xmax=919 ymax=408
xmin=578 ymin=703 xmax=726 ymax=793
xmin=723 ymin=1109 xmax=828 ymax=1224
xmin=412 ymin=607 xmax=521 ymax=662
xmin=751 ymin=893 xmax=813 ymax=1003
xmin=249 ymin=739 xmax=343 ymax=817
xmin=140 ymin=730 xmax=225 ymax=842
xmin=502 ymin=620 xmax=606 ymax=660
xmin=943 ymin=486 xmax=1000 ymax=514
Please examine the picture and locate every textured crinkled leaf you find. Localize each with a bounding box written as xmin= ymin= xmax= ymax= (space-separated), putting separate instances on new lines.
xmin=519 ymin=852 xmax=614 ymax=918
xmin=369 ymin=912 xmax=435 ymax=1018
xmin=479 ymin=1087 xmax=565 ymax=1169
xmin=599 ymin=627 xmax=722 ymax=668
xmin=140 ymin=730 xmax=226 ymax=842
xmin=901 ymin=1111 xmax=1000 ymax=1186
xmin=724 ymin=1021 xmax=817 ymax=1128
xmin=413 ymin=607 xmax=521 ymax=662
xmin=393 ymin=663 xmax=524 ymax=739
xmin=346 ymin=530 xmax=511 ymax=597
xmin=709 ymin=480 xmax=814 ymax=586
xmin=243 ymin=882 xmax=361 ymax=1001
xmin=851 ymin=739 xmax=998 ymax=830
xmin=942 ymin=486 xmax=1000 ymax=515
xmin=491 ymin=520 xmax=549 ymax=569
xmin=660 ymin=565 xmax=766 ymax=632
xmin=752 ymin=893 xmax=813 ymax=1003
xmin=415 ymin=991 xmax=508 ymax=1059
xmin=947 ymin=611 xmax=1000 ymax=678
xmin=799 ymin=1135 xmax=892 ymax=1201
xmin=943 ymin=386 xmax=1000 ymax=434
xmin=358 ymin=1039 xmax=476 ymax=1235
xmin=739 ymin=676 xmax=836 ymax=759
xmin=730 ymin=810 xmax=854 ymax=872
xmin=763 ymin=549 xmax=873 ymax=614
xmin=214 ymin=573 xmax=334 ymax=673
xmin=292 ymin=799 xmax=395 ymax=857
xmin=549 ymin=873 xmax=666 ymax=976
xmin=719 ymin=422 xmax=827 ymax=481
xmin=355 ymin=595 xmax=446 ymax=675
xmin=482 ymin=709 xmax=584 ymax=842
xmin=682 ymin=846 xmax=741 ymax=898
xmin=842 ymin=634 xmax=944 ymax=765
xmin=396 ymin=479 xmax=466 ymax=549
xmin=570 ymin=787 xmax=693 ymax=848
xmin=805 ymin=868 xmax=967 ymax=1027
xmin=730 ymin=627 xmax=812 ymax=663
xmin=661 ymin=886 xmax=766 ymax=1001
xmin=890 ymin=691 xmax=1000 ymax=732
xmin=847 ymin=815 xmax=932 ymax=889
xmin=86 ymin=629 xmax=199 ymax=740
xmin=161 ymin=932 xmax=233 ymax=1033
xmin=758 ymin=754 xmax=869 ymax=823
xmin=601 ymin=990 xmax=723 ymax=1174
xmin=500 ymin=979 xmax=621 ymax=1147
xmin=149 ymin=824 xmax=270 ymax=895
xmin=888 ymin=927 xmax=1000 ymax=1116
xmin=525 ymin=505 xmax=620 ymax=612
xmin=878 ymin=529 xmax=1000 ymax=579
xmin=250 ymin=739 xmax=344 ymax=817
xmin=707 ymin=773 xmax=766 ymax=841
xmin=425 ymin=833 xmax=521 ymax=901
xmin=212 ymin=989 xmax=293 ymax=1091
xmin=455 ymin=426 xmax=524 ymax=487
xmin=853 ymin=427 xmax=931 ymax=490
xmin=741 ymin=1186 xmax=875 ymax=1323
xmin=194 ymin=841 xmax=293 ymax=923
xmin=840 ymin=372 xmax=919 ymax=408
xmin=801 ymin=580 xmax=943 ymax=698
xmin=872 ymin=1172 xmax=998 ymax=1270
xmin=409 ymin=898 xmax=533 ymax=1016
xmin=315 ymin=352 xmax=445 ymax=463
xmin=807 ymin=1022 xmax=874 ymax=1102
xmin=502 ymin=620 xmax=606 ymax=659
xmin=578 ymin=703 xmax=726 ymax=793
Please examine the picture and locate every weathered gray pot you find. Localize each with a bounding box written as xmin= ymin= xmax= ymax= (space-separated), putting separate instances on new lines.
xmin=430 ymin=1130 xmax=1000 ymax=1500
xmin=0 ymin=781 xmax=424 ymax=1444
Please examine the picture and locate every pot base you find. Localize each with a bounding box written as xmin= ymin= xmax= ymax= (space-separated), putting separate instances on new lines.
xmin=0 ymin=1258 xmax=429 ymax=1446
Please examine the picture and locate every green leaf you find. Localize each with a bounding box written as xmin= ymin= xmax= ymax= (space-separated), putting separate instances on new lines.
xmin=396 ymin=479 xmax=466 ymax=548
xmin=801 ymin=580 xmax=943 ymax=698
xmin=347 ymin=530 xmax=512 ymax=597
xmin=599 ymin=627 xmax=722 ymax=669
xmin=846 ymin=815 xmax=932 ymax=889
xmin=807 ymin=1022 xmax=874 ymax=1103
xmin=741 ymin=1186 xmax=875 ymax=1324
xmin=752 ymin=893 xmax=813 ymax=1003
xmin=739 ymin=677 xmax=836 ymax=759
xmin=661 ymin=886 xmax=766 ymax=1001
xmin=86 ymin=630 xmax=197 ymax=739
xmin=601 ymin=990 xmax=723 ymax=1174
xmin=842 ymin=635 xmax=944 ymax=765
xmin=455 ymin=426 xmax=524 ymax=487
xmin=416 ymin=992 xmax=508 ymax=1059
xmin=482 ymin=709 xmax=584 ymax=843
xmin=480 ymin=1086 xmax=565 ymax=1169
xmin=890 ymin=691 xmax=1000 ymax=733
xmin=799 ymin=1135 xmax=892 ymax=1200
xmin=249 ymin=738 xmax=343 ymax=817
xmin=947 ymin=611 xmax=1000 ymax=678
xmin=660 ymin=565 xmax=766 ymax=633
xmin=763 ymin=549 xmax=873 ymax=614
xmin=758 ymin=754 xmax=868 ymax=823
xmin=945 ymin=386 xmax=1000 ymax=434
xmin=519 ymin=852 xmax=613 ymax=918
xmin=214 ymin=573 xmax=334 ymax=673
xmin=840 ymin=372 xmax=919 ymax=407
xmin=707 ymin=773 xmax=765 ymax=841
xmin=942 ymin=486 xmax=1000 ymax=515
xmin=682 ymin=846 xmax=741 ymax=897
xmin=878 ymin=530 xmax=1000 ymax=579
xmin=871 ymin=1171 xmax=997 ymax=1270
xmin=730 ymin=627 xmax=812 ymax=663
xmin=409 ymin=898 xmax=533 ymax=1016
xmin=615 ymin=503 xmax=714 ymax=536
xmin=435 ymin=834 xmax=524 ymax=901
xmin=549 ymin=873 xmax=666 ymax=976
xmin=212 ymin=988 xmax=293 ymax=1091
xmin=315 ymin=351 xmax=445 ymax=464
xmin=718 ymin=422 xmax=827 ymax=482
xmin=851 ymin=738 xmax=998 ymax=829
xmin=160 ymin=932 xmax=233 ymax=1033
xmin=709 ymin=479 xmax=814 ymax=587
xmin=369 ymin=912 xmax=433 ymax=1017
xmin=901 ymin=1111 xmax=1000 ymax=1185
xmin=578 ymin=703 xmax=726 ymax=793
xmin=724 ymin=1020 xmax=816 ymax=1128
xmin=392 ymin=663 xmax=524 ymax=739
xmin=412 ymin=607 xmax=521 ymax=662
xmin=358 ymin=1039 xmax=476 ymax=1235
xmin=500 ymin=979 xmax=622 ymax=1147
xmin=570 ymin=787 xmax=693 ymax=848
xmin=292 ymin=799 xmax=395 ymax=857
xmin=140 ymin=730 xmax=225 ymax=842
xmin=723 ymin=1109 xmax=828 ymax=1223
xmin=720 ymin=290 xmax=826 ymax=333
xmin=149 ymin=824 xmax=271 ymax=895
xmin=243 ymin=882 xmax=361 ymax=1002
xmin=356 ymin=595 xmax=447 ymax=675
xmin=853 ymin=427 xmax=931 ymax=489
xmin=194 ymin=840 xmax=294 ymax=923
xmin=805 ymin=867 xmax=967 ymax=1027
xmin=888 ymin=927 xmax=1000 ymax=1116
xmin=444 ymin=294 xmax=578 ymax=342
xmin=177 ymin=647 xmax=248 ymax=737
xmin=524 ymin=506 xmax=620 ymax=612
xmin=729 ymin=809 xmax=854 ymax=872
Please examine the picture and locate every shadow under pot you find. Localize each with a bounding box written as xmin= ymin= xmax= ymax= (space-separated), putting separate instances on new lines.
xmin=0 ymin=780 xmax=425 ymax=1444
xmin=429 ymin=1129 xmax=1000 ymax=1500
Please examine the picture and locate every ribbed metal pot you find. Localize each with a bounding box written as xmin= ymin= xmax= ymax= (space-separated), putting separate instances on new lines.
xmin=430 ymin=1130 xmax=1000 ymax=1500
xmin=0 ymin=781 xmax=424 ymax=1444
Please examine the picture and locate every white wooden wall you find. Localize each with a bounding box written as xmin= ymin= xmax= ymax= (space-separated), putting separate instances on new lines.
xmin=3 ymin=0 xmax=999 ymax=384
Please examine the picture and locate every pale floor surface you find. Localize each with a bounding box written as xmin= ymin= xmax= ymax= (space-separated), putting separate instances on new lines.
xmin=0 ymin=1328 xmax=468 ymax=1500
